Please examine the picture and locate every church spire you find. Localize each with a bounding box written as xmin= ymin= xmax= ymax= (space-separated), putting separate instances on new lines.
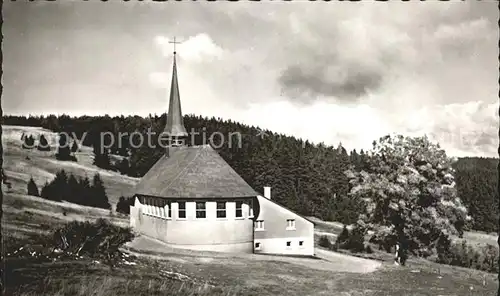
xmin=164 ymin=38 xmax=188 ymax=147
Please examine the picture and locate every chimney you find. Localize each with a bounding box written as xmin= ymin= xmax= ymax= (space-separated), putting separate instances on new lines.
xmin=263 ymin=187 xmax=271 ymax=199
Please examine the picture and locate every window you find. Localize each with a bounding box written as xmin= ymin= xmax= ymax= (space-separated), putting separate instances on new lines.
xmin=255 ymin=242 xmax=261 ymax=250
xmin=286 ymin=219 xmax=296 ymax=230
xmin=299 ymin=241 xmax=304 ymax=247
xmin=159 ymin=204 xmax=165 ymax=218
xmin=255 ymin=220 xmax=264 ymax=231
xmin=178 ymin=202 xmax=186 ymax=219
xmin=246 ymin=199 xmax=254 ymax=218
xmin=153 ymin=199 xmax=159 ymax=216
xmin=166 ymin=202 xmax=171 ymax=218
xmin=216 ymin=201 xmax=226 ymax=218
xmin=146 ymin=198 xmax=152 ymax=215
xmin=196 ymin=202 xmax=206 ymax=219
xmin=286 ymin=241 xmax=291 ymax=247
xmin=156 ymin=200 xmax=161 ymax=217
xmin=235 ymin=201 xmax=243 ymax=218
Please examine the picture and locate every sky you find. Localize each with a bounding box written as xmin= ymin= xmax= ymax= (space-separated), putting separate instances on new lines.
xmin=3 ymin=1 xmax=499 ymax=157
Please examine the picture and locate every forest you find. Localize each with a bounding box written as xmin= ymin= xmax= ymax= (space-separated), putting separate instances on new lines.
xmin=5 ymin=114 xmax=498 ymax=233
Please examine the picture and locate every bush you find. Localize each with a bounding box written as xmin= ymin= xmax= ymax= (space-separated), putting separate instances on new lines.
xmin=318 ymin=235 xmax=332 ymax=249
xmin=116 ymin=196 xmax=134 ymax=215
xmin=53 ymin=218 xmax=134 ymax=264
xmin=341 ymin=226 xmax=365 ymax=253
xmin=436 ymin=238 xmax=499 ymax=273
xmin=337 ymin=225 xmax=350 ymax=245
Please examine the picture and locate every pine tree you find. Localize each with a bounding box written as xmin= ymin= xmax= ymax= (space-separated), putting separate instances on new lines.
xmin=78 ymin=176 xmax=92 ymax=207
xmin=27 ymin=177 xmax=39 ymax=197
xmin=28 ymin=135 xmax=35 ymax=146
xmin=71 ymin=140 xmax=80 ymax=153
xmin=40 ymin=181 xmax=51 ymax=199
xmin=22 ymin=134 xmax=35 ymax=149
xmin=56 ymin=133 xmax=75 ymax=161
xmin=93 ymin=136 xmax=111 ymax=170
xmin=40 ymin=179 xmax=62 ymax=202
xmin=91 ymin=173 xmax=111 ymax=209
xmin=51 ymin=170 xmax=69 ymax=201
xmin=337 ymin=225 xmax=350 ymax=245
xmin=66 ymin=174 xmax=80 ymax=204
xmin=37 ymin=134 xmax=51 ymax=151
xmin=117 ymin=158 xmax=130 ymax=175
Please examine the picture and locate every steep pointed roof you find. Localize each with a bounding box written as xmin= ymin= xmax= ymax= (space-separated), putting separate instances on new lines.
xmin=165 ymin=53 xmax=188 ymax=137
xmin=134 ymin=145 xmax=259 ymax=198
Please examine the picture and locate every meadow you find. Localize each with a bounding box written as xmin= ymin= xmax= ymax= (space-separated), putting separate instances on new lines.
xmin=3 ymin=125 xmax=498 ymax=296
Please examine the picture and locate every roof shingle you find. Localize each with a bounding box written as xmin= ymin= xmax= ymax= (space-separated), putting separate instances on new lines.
xmin=134 ymin=145 xmax=258 ymax=198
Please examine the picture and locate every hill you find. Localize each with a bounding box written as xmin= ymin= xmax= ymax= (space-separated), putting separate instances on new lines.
xmin=2 ymin=124 xmax=498 ymax=295
xmin=3 ymin=125 xmax=139 ymax=206
xmin=4 ymin=115 xmax=499 ymax=233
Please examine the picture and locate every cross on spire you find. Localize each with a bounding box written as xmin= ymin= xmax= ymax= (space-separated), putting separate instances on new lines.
xmin=169 ymin=37 xmax=182 ymax=55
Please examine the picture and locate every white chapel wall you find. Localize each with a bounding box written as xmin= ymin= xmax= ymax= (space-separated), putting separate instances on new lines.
xmin=130 ymin=196 xmax=254 ymax=253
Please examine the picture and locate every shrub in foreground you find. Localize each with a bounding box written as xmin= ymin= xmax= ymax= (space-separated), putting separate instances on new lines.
xmin=53 ymin=218 xmax=134 ymax=263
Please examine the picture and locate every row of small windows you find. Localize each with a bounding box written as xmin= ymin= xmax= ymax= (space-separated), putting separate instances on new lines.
xmin=254 ymin=240 xmax=304 ymax=250
xmin=141 ymin=198 xmax=252 ymax=219
xmin=142 ymin=198 xmax=185 ymax=219
xmin=254 ymin=219 xmax=296 ymax=231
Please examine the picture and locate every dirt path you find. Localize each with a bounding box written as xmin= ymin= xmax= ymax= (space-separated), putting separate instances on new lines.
xmin=314 ymin=248 xmax=382 ymax=273
xmin=123 ymin=235 xmax=382 ymax=274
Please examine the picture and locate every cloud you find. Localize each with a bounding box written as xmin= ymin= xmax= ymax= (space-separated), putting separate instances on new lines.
xmin=145 ymin=3 xmax=498 ymax=157
xmin=404 ymin=101 xmax=498 ymax=157
xmin=154 ymin=33 xmax=224 ymax=62
xmin=149 ymin=72 xmax=169 ymax=88
xmin=3 ymin=1 xmax=498 ymax=157
xmin=271 ymin=2 xmax=497 ymax=108
xmin=279 ymin=62 xmax=383 ymax=104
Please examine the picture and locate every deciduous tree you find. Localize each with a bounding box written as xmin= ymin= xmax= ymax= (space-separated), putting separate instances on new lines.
xmin=345 ymin=135 xmax=470 ymax=257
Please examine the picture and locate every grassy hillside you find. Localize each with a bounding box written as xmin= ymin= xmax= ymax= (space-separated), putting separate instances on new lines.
xmin=4 ymin=191 xmax=498 ymax=296
xmin=3 ymin=125 xmax=139 ymax=207
xmin=4 ymin=194 xmax=498 ymax=296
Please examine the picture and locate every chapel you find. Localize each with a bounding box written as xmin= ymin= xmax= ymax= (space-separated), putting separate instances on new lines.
xmin=130 ymin=46 xmax=315 ymax=255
